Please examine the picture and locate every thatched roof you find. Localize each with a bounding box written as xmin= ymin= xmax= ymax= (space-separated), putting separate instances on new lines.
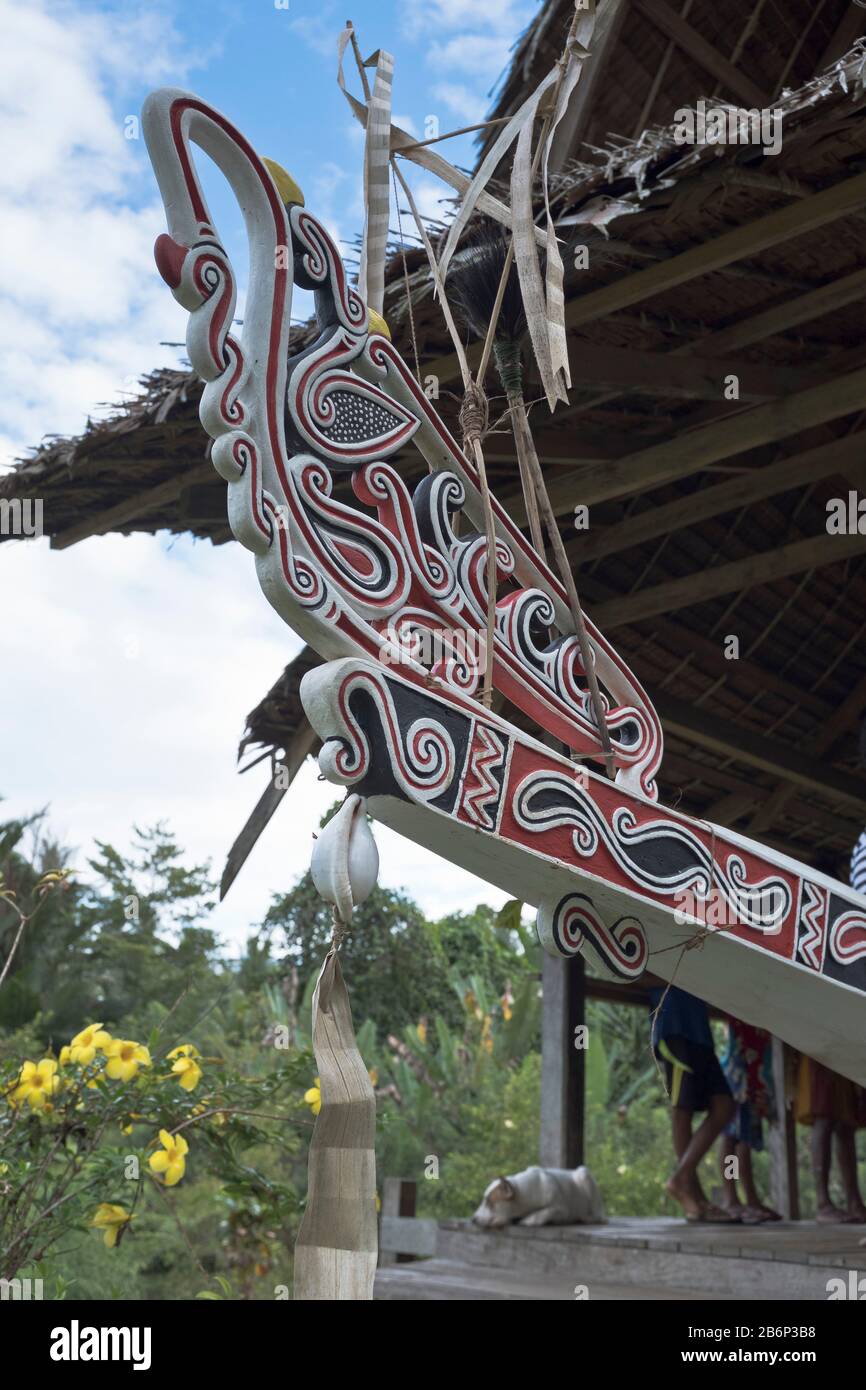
xmin=7 ymin=4 xmax=866 ymax=883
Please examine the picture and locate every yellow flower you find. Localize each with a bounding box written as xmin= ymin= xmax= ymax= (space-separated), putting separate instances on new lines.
xmin=104 ymin=1040 xmax=151 ymax=1082
xmin=416 ymin=1021 xmax=427 ymax=1045
xmin=13 ymin=1059 xmax=60 ymax=1110
xmin=500 ymin=991 xmax=513 ymax=1022
xmin=367 ymin=1067 xmax=378 ymax=1087
xmin=91 ymin=1203 xmax=133 ymax=1249
xmin=149 ymin=1129 xmax=188 ymax=1186
xmin=169 ymin=1054 xmax=202 ymax=1092
xmin=304 ymin=1078 xmax=322 ymax=1116
xmin=167 ymin=1043 xmax=199 ymax=1059
xmin=69 ymin=1023 xmax=112 ymax=1066
xmin=59 ymin=1045 xmax=72 ymax=1066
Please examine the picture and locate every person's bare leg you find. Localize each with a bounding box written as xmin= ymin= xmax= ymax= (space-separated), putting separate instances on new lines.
xmin=667 ymin=1094 xmax=736 ymax=1219
xmin=738 ymin=1141 xmax=779 ymax=1222
xmin=835 ymin=1124 xmax=866 ymax=1221
xmin=666 ymin=1110 xmax=705 ymax=1218
xmin=813 ymin=1118 xmax=846 ymax=1222
xmin=718 ymin=1134 xmax=743 ymax=1214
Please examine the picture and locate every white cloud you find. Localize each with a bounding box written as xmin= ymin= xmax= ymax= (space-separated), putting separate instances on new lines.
xmin=0 ymin=531 xmax=507 ymax=942
xmin=428 ymin=33 xmax=516 ymax=79
xmin=400 ymin=0 xmax=531 ymax=41
xmin=0 ymin=0 xmax=201 ymax=467
xmin=431 ymin=82 xmax=489 ymax=126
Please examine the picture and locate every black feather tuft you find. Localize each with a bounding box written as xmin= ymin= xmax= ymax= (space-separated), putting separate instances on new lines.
xmin=448 ymin=226 xmax=528 ymax=345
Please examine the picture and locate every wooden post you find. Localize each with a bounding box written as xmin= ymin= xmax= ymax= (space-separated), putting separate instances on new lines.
xmin=768 ymin=1036 xmax=800 ymax=1220
xmin=540 ymin=954 xmax=586 ymax=1168
xmin=378 ymin=1177 xmax=417 ymax=1266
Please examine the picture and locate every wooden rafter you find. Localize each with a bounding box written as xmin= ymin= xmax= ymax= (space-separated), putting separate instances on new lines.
xmin=566 ymin=171 xmax=866 ymax=331
xmin=50 ymin=461 xmax=214 ymax=550
xmin=219 ymin=719 xmax=318 ymax=901
xmin=633 ymin=0 xmax=769 ymax=108
xmin=565 ymin=342 xmax=821 ymax=400
xmin=548 ymin=0 xmax=631 ymax=170
xmin=569 ymin=430 xmax=866 ymax=563
xmin=816 ymin=6 xmax=866 ymax=71
xmin=571 ymin=363 xmax=866 ymax=506
xmin=652 ymin=691 xmax=866 ymax=816
xmin=590 ymin=528 xmax=866 ymax=629
xmin=748 ymin=669 xmax=866 ymax=833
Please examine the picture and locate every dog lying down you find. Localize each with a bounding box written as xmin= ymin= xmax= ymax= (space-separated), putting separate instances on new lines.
xmin=472 ymin=1165 xmax=606 ymax=1228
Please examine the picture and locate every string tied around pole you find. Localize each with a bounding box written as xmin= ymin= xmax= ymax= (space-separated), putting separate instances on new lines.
xmin=459 ymin=381 xmax=489 ymax=447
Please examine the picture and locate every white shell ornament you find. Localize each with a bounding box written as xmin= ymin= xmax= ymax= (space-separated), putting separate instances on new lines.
xmin=310 ymin=795 xmax=379 ymax=923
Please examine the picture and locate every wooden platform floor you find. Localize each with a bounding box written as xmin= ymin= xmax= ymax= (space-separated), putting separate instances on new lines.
xmin=374 ymin=1257 xmax=734 ymax=1301
xmin=374 ymin=1217 xmax=866 ymax=1301
xmin=465 ymin=1214 xmax=866 ymax=1265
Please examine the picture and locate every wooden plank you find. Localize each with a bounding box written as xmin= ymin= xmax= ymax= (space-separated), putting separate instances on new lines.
xmin=219 ymin=720 xmax=317 ymax=900
xmin=570 ymin=431 xmax=866 ymax=563
xmin=572 ymin=365 xmax=866 ymax=506
xmin=633 ymin=0 xmax=769 ymax=107
xmin=548 ymin=0 xmax=632 ymax=169
xmin=591 ymin=528 xmax=866 ymax=629
xmin=565 ymin=171 xmax=866 ymax=332
xmin=650 ymin=692 xmax=866 ymax=813
xmin=378 ymin=1215 xmax=437 ymax=1260
xmin=50 ymin=461 xmax=214 ymax=550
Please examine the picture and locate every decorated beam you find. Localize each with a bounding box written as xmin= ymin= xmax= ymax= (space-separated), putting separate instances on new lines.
xmin=142 ymin=85 xmax=866 ymax=1293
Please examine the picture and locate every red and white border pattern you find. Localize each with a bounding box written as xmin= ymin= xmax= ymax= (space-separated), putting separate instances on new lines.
xmin=300 ymin=657 xmax=866 ymax=1001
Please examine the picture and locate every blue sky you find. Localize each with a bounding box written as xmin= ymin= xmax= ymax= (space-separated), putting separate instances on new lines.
xmin=1 ymin=0 xmax=538 ymax=946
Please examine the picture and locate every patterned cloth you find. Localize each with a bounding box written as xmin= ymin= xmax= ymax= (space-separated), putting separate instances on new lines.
xmin=794 ymin=1056 xmax=866 ymax=1128
xmin=721 ymin=1020 xmax=774 ymax=1151
xmin=851 ymin=828 xmax=866 ymax=897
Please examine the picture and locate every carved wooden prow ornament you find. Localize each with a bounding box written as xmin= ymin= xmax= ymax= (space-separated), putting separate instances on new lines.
xmin=142 ymin=90 xmax=866 ymax=1104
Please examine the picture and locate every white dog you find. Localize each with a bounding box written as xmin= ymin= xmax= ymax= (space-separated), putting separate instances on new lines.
xmin=471 ymin=1164 xmax=605 ymax=1228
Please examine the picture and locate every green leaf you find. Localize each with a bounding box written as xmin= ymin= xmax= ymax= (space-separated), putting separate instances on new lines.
xmin=495 ymin=899 xmax=523 ymax=934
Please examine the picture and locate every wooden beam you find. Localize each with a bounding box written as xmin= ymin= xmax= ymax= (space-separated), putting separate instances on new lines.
xmin=572 ymin=364 xmax=866 ymax=507
xmin=565 ymin=171 xmax=866 ymax=331
xmin=570 ymin=431 xmax=866 ymax=563
xmin=691 ymin=267 xmax=866 ymax=357
xmin=549 ymin=0 xmax=631 ymax=169
xmin=816 ymin=7 xmax=866 ymax=70
xmin=568 ymin=341 xmax=817 ymax=401
xmin=633 ymin=0 xmax=768 ymax=107
xmin=768 ymin=1038 xmax=800 ymax=1221
xmin=651 ymin=691 xmax=866 ymax=814
xmin=219 ymin=720 xmax=317 ymax=900
xmin=540 ymin=955 xmax=585 ymax=1168
xmin=50 ymin=461 xmax=214 ymax=550
xmin=591 ymin=528 xmax=866 ymax=629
